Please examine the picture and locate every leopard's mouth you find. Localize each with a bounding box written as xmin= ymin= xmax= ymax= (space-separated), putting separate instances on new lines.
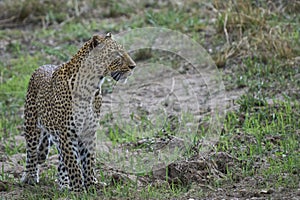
xmin=111 ymin=71 xmax=133 ymax=82
xmin=111 ymin=71 xmax=123 ymax=81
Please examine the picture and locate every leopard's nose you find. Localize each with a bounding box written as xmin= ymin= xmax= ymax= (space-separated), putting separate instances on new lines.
xmin=129 ymin=65 xmax=136 ymax=69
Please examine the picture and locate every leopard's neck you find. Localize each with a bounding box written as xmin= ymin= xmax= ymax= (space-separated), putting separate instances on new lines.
xmin=53 ymin=37 xmax=107 ymax=104
xmin=70 ymin=54 xmax=107 ymax=104
xmin=60 ymin=39 xmax=95 ymax=78
xmin=70 ymin=39 xmax=94 ymax=64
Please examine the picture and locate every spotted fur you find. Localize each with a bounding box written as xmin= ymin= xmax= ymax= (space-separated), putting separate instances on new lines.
xmin=21 ymin=33 xmax=136 ymax=191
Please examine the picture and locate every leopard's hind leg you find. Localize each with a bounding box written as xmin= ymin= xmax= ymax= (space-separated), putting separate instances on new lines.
xmin=21 ymin=128 xmax=41 ymax=184
xmin=21 ymin=75 xmax=41 ymax=184
xmin=37 ymin=131 xmax=52 ymax=165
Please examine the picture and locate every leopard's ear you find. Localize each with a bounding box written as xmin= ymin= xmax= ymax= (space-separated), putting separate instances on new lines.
xmin=91 ymin=35 xmax=104 ymax=48
xmin=105 ymin=32 xmax=112 ymax=38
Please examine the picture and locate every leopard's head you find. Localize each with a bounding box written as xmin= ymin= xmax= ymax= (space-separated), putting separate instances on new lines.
xmin=90 ymin=33 xmax=136 ymax=82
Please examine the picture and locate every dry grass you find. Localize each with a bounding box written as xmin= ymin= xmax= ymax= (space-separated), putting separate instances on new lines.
xmin=0 ymin=0 xmax=140 ymax=28
xmin=0 ymin=0 xmax=72 ymax=27
xmin=212 ymin=0 xmax=298 ymax=67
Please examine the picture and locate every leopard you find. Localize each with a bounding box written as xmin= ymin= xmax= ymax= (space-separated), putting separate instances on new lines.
xmin=21 ymin=33 xmax=136 ymax=192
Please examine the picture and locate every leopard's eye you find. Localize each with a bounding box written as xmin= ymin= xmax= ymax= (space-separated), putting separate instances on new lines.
xmin=117 ymin=51 xmax=124 ymax=59
xmin=111 ymin=51 xmax=123 ymax=60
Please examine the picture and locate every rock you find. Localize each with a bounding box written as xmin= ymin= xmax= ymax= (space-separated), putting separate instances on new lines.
xmin=260 ymin=188 xmax=274 ymax=194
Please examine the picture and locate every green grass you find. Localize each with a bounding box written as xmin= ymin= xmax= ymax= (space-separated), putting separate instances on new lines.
xmin=0 ymin=0 xmax=299 ymax=199
xmin=217 ymin=96 xmax=299 ymax=188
